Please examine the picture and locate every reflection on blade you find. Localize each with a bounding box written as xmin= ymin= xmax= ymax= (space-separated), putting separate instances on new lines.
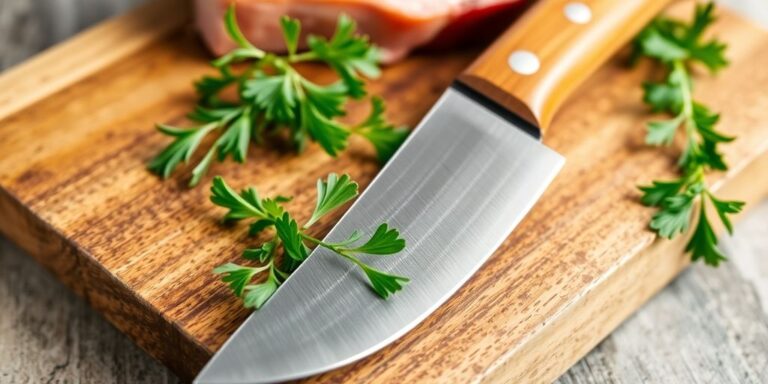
xmin=195 ymin=87 xmax=565 ymax=384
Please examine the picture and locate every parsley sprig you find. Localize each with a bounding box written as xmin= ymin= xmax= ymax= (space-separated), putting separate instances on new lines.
xmin=634 ymin=3 xmax=744 ymax=266
xmin=149 ymin=6 xmax=408 ymax=186
xmin=212 ymin=174 xmax=408 ymax=309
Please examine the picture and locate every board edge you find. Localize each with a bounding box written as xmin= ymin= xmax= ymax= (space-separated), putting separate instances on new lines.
xmin=0 ymin=0 xmax=190 ymax=122
xmin=479 ymin=147 xmax=768 ymax=383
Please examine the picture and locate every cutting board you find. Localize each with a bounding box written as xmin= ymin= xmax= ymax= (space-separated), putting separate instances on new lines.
xmin=1 ymin=0 xmax=767 ymax=382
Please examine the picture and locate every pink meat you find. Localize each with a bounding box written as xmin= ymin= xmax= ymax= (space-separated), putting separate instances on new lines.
xmin=194 ymin=0 xmax=528 ymax=63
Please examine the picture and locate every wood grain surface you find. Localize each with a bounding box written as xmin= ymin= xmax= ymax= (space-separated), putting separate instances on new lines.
xmin=1 ymin=1 xmax=767 ymax=383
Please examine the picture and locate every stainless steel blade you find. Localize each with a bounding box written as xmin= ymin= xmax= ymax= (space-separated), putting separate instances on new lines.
xmin=195 ymin=86 xmax=565 ymax=384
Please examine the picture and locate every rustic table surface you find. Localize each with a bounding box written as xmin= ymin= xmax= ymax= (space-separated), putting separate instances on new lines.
xmin=1 ymin=0 xmax=766 ymax=383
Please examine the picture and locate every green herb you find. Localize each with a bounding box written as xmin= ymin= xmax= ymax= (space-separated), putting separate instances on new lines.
xmin=212 ymin=174 xmax=408 ymax=308
xmin=634 ymin=2 xmax=744 ymax=266
xmin=149 ymin=6 xmax=408 ymax=186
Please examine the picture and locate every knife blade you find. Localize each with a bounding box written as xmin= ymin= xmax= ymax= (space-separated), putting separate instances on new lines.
xmin=195 ymin=0 xmax=670 ymax=382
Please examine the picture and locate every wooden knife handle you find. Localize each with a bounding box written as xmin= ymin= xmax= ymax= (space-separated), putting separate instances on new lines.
xmin=457 ymin=0 xmax=670 ymax=135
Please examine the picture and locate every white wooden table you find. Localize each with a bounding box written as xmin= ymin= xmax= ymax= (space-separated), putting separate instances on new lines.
xmin=1 ymin=0 xmax=766 ymax=382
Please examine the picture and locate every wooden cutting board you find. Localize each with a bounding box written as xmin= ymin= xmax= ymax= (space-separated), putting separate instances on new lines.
xmin=1 ymin=0 xmax=767 ymax=382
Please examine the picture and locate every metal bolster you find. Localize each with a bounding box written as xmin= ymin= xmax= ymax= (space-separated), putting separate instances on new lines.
xmin=450 ymin=81 xmax=542 ymax=141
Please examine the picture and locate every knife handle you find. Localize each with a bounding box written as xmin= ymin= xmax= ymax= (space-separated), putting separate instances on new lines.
xmin=457 ymin=0 xmax=670 ymax=135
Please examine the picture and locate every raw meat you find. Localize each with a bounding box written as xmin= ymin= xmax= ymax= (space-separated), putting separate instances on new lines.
xmin=194 ymin=0 xmax=528 ymax=63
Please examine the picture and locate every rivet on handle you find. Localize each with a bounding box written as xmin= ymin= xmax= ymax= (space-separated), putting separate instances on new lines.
xmin=508 ymin=50 xmax=540 ymax=75
xmin=564 ymin=2 xmax=592 ymax=24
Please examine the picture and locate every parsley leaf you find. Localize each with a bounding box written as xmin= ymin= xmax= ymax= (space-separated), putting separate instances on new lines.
xmin=211 ymin=174 xmax=409 ymax=308
xmin=224 ymin=5 xmax=258 ymax=51
xmin=344 ymin=224 xmax=405 ymax=255
xmin=686 ymin=202 xmax=726 ymax=266
xmin=639 ymin=179 xmax=684 ymax=207
xmin=643 ymin=80 xmax=683 ymax=114
xmin=280 ymin=16 xmax=301 ymax=56
xmin=243 ymin=241 xmax=276 ymax=262
xmin=646 ymin=115 xmax=683 ymax=146
xmin=301 ymin=102 xmax=350 ymax=156
xmin=195 ymin=67 xmax=237 ymax=105
xmin=633 ymin=2 xmax=728 ymax=73
xmin=275 ymin=213 xmax=310 ymax=261
xmin=241 ymin=72 xmax=297 ymax=123
xmin=148 ymin=123 xmax=220 ymax=179
xmin=216 ymin=108 xmax=252 ymax=163
xmin=318 ymin=222 xmax=408 ymax=298
xmin=307 ymin=173 xmax=358 ymax=227
xmin=357 ymin=264 xmax=409 ymax=299
xmin=213 ymin=263 xmax=266 ymax=297
xmin=150 ymin=6 xmax=407 ymax=187
xmin=708 ymin=193 xmax=744 ymax=234
xmin=306 ymin=14 xmax=380 ymax=98
xmin=353 ymin=98 xmax=409 ymax=163
xmin=649 ymin=191 xmax=695 ymax=239
xmin=634 ymin=2 xmax=744 ymax=266
xmin=210 ymin=176 xmax=267 ymax=221
xmin=686 ymin=3 xmax=728 ymax=72
xmin=639 ymin=28 xmax=689 ymax=62
xmin=243 ymin=278 xmax=278 ymax=309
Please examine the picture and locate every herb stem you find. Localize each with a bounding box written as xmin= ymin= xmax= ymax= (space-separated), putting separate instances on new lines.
xmin=299 ymin=232 xmax=374 ymax=280
xmin=299 ymin=232 xmax=340 ymax=252
xmin=636 ymin=2 xmax=744 ymax=266
xmin=673 ymin=60 xmax=699 ymax=159
xmin=290 ymin=51 xmax=319 ymax=63
xmin=673 ymin=61 xmax=694 ymax=117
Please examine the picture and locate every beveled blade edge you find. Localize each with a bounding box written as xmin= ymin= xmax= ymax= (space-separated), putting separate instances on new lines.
xmin=195 ymin=86 xmax=565 ymax=384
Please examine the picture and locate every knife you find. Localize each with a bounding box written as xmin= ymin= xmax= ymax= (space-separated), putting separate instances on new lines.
xmin=195 ymin=0 xmax=669 ymax=382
